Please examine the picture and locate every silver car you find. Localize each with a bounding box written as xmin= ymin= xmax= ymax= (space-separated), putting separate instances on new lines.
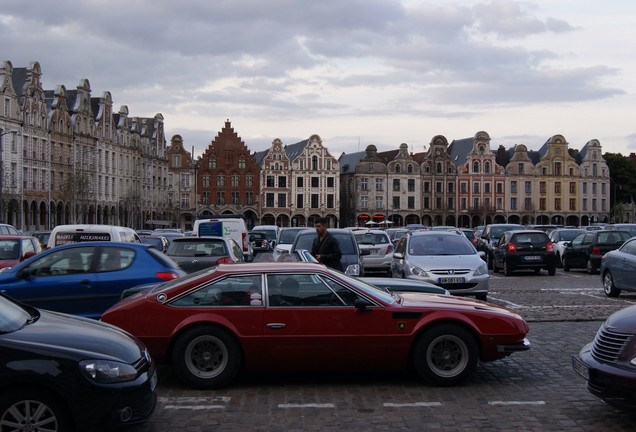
xmin=391 ymin=231 xmax=489 ymax=301
xmin=353 ymin=229 xmax=394 ymax=276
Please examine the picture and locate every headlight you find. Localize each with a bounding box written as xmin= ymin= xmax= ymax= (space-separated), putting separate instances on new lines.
xmin=79 ymin=360 xmax=138 ymax=383
xmin=631 ymin=356 xmax=636 ymax=367
xmin=474 ymin=262 xmax=488 ymax=276
xmin=407 ymin=262 xmax=429 ymax=277
xmin=345 ymin=264 xmax=361 ymax=276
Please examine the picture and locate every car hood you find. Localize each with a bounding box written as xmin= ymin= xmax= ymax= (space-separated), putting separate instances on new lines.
xmin=604 ymin=304 xmax=636 ymax=334
xmin=3 ymin=309 xmax=145 ymax=363
xmin=398 ymin=292 xmax=522 ymax=318
xmin=408 ymin=255 xmax=482 ymax=269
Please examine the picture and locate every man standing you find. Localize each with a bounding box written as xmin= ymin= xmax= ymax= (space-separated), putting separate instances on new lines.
xmin=310 ymin=217 xmax=343 ymax=272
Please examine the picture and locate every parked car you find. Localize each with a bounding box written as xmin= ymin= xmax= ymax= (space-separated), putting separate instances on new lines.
xmin=478 ymin=224 xmax=525 ymax=269
xmin=151 ymin=229 xmax=184 ymax=246
xmin=491 ymin=230 xmax=556 ymax=276
xmin=361 ymin=277 xmax=449 ymax=295
xmin=0 ymin=242 xmax=185 ymax=319
xmin=0 ymin=223 xmax=19 ymax=235
xmin=606 ymin=223 xmax=636 ymax=237
xmin=251 ymin=225 xmax=279 ymax=248
xmin=561 ymin=230 xmax=631 ymax=274
xmin=391 ymin=231 xmax=489 ymax=301
xmin=167 ymin=236 xmax=249 ymax=273
xmin=0 ymin=235 xmax=42 ymax=271
xmin=0 ymin=293 xmax=157 ymax=430
xmin=272 ymin=227 xmax=307 ymax=261
xmin=24 ymin=230 xmax=51 ymax=249
xmin=193 ymin=217 xmax=252 ymax=256
xmin=47 ymin=224 xmax=142 ymax=248
xmin=460 ymin=228 xmax=479 ymax=248
xmin=289 ymin=228 xmax=369 ymax=276
xmin=101 ymin=262 xmax=530 ymax=389
xmin=249 ymin=231 xmax=272 ymax=255
xmin=572 ymin=304 xmax=636 ymax=409
xmin=385 ymin=228 xmax=409 ymax=246
xmin=600 ymin=236 xmax=636 ymax=297
xmin=548 ymin=228 xmax=585 ymax=267
xmin=139 ymin=234 xmax=169 ymax=253
xmin=352 ymin=229 xmax=394 ymax=276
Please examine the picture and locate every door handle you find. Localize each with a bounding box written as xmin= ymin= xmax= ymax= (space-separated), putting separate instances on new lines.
xmin=266 ymin=323 xmax=286 ymax=329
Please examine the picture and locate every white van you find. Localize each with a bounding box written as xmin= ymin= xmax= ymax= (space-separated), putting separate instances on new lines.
xmin=47 ymin=224 xmax=141 ymax=249
xmin=193 ymin=217 xmax=253 ymax=256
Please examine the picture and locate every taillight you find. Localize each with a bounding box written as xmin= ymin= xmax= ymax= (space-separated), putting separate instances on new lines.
xmin=507 ymin=243 xmax=517 ymax=253
xmin=386 ymin=244 xmax=394 ymax=254
xmin=546 ymin=242 xmax=554 ymax=252
xmin=242 ymin=232 xmax=249 ymax=252
xmin=591 ymin=246 xmax=601 ymax=255
xmin=155 ymin=271 xmax=180 ymax=281
xmin=216 ymin=257 xmax=236 ymax=264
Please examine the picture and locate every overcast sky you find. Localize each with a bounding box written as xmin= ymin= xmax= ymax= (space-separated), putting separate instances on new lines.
xmin=2 ymin=0 xmax=635 ymax=159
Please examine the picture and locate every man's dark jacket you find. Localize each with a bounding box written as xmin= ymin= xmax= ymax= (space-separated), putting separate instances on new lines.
xmin=311 ymin=233 xmax=343 ymax=272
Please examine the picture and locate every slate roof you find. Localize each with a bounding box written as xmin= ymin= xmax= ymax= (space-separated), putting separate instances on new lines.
xmin=448 ymin=138 xmax=473 ymax=167
xmin=284 ymin=139 xmax=309 ymax=162
xmin=338 ymin=151 xmax=365 ymax=174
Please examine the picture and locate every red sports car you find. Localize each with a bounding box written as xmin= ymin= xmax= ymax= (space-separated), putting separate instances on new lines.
xmin=101 ymin=262 xmax=530 ymax=389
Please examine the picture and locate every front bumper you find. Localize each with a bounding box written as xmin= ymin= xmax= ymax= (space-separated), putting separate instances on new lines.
xmin=572 ymin=343 xmax=636 ymax=409
xmin=497 ymin=338 xmax=531 ymax=353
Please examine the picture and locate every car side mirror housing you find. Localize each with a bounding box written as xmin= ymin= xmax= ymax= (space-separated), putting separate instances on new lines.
xmin=354 ymin=298 xmax=371 ymax=311
xmin=393 ymin=251 xmax=403 ymax=259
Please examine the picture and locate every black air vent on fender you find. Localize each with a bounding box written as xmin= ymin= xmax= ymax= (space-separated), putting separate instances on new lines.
xmin=392 ymin=312 xmax=423 ymax=319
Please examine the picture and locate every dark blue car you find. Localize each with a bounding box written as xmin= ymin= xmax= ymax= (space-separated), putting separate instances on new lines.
xmin=0 ymin=242 xmax=185 ymax=319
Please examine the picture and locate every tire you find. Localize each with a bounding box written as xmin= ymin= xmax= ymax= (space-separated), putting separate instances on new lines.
xmin=0 ymin=389 xmax=72 ymax=432
xmin=486 ymin=253 xmax=493 ymax=270
xmin=413 ymin=324 xmax=478 ymax=386
xmin=504 ymin=260 xmax=513 ymax=276
xmin=586 ymin=259 xmax=596 ymax=274
xmin=172 ymin=326 xmax=242 ymax=389
xmin=492 ymin=257 xmax=499 ymax=273
xmin=603 ymin=271 xmax=621 ymax=297
xmin=555 ymin=253 xmax=562 ymax=268
xmin=562 ymin=256 xmax=570 ymax=272
xmin=547 ymin=265 xmax=556 ymax=276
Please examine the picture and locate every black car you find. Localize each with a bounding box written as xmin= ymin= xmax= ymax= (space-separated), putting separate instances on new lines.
xmin=572 ymin=304 xmax=636 ymax=409
xmin=477 ymin=223 xmax=525 ymax=269
xmin=0 ymin=293 xmax=157 ymax=430
xmin=492 ymin=230 xmax=556 ymax=276
xmin=562 ymin=230 xmax=631 ymax=274
xmin=249 ymin=231 xmax=272 ymax=255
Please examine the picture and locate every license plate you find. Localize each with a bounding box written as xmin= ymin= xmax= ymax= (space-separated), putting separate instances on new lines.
xmin=524 ymin=255 xmax=542 ymax=261
xmin=571 ymin=356 xmax=589 ymax=381
xmin=438 ymin=277 xmax=465 ymax=284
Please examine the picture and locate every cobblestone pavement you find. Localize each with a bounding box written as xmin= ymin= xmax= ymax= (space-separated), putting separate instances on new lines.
xmin=130 ymin=267 xmax=636 ymax=432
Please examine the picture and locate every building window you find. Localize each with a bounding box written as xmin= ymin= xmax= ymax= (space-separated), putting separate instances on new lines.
xmin=408 ymin=179 xmax=415 ymax=192
xmin=217 ymin=175 xmax=225 ymax=187
xmin=311 ymin=177 xmax=319 ymax=188
xmin=424 ymin=197 xmax=430 ymax=209
xmin=447 ymin=197 xmax=454 ymax=210
xmin=360 ymin=196 xmax=368 ymax=208
xmin=246 ymin=192 xmax=254 ymax=205
xmin=460 ymin=197 xmax=467 ymax=210
xmin=555 ymin=198 xmax=561 ymax=211
xmin=511 ymin=181 xmax=517 ymax=194
xmin=569 ymin=182 xmax=576 ymax=194
xmin=246 ymin=176 xmax=253 ymax=188
xmin=570 ymin=198 xmax=576 ymax=210
xmin=436 ymin=163 xmax=442 ymax=174
xmin=496 ymin=197 xmax=502 ymax=210
xmin=473 ymin=182 xmax=480 ymax=194
xmin=327 ymin=194 xmax=334 ymax=208
xmin=484 ymin=161 xmax=490 ymax=174
xmin=395 ymin=163 xmax=401 ymax=173
xmin=202 ymin=175 xmax=210 ymax=188
xmin=448 ymin=182 xmax=454 ymax=193
xmin=525 ymin=181 xmax=531 ymax=194
xmin=296 ymin=194 xmax=303 ymax=208
xmin=266 ymin=193 xmax=275 ymax=207
xmin=460 ymin=182 xmax=467 ymax=194
xmin=217 ymin=191 xmax=225 ymax=205
xmin=311 ymin=194 xmax=319 ymax=208
xmin=539 ymin=182 xmax=546 ymax=194
xmin=266 ymin=176 xmax=275 ymax=187
xmin=473 ymin=197 xmax=479 ymax=210
xmin=484 ymin=182 xmax=491 ymax=194
xmin=238 ymin=159 xmax=245 ymax=169
xmin=375 ymin=179 xmax=383 ymax=191
xmin=312 ymin=156 xmax=318 ymax=170
xmin=231 ymin=175 xmax=239 ymax=188
xmin=202 ymin=191 xmax=210 ymax=205
xmin=172 ymin=154 xmax=181 ymax=168
xmin=327 ymin=177 xmax=334 ymax=188
xmin=539 ymin=198 xmax=546 ymax=211
xmin=392 ymin=179 xmax=400 ymax=191
xmin=209 ymin=158 xmax=216 ymax=169
xmin=555 ymin=182 xmax=561 ymax=194
xmin=511 ymin=197 xmax=517 ymax=210
xmin=554 ymin=162 xmax=562 ymax=176
xmin=407 ymin=164 xmax=413 ymax=173
xmin=392 ymin=196 xmax=400 ymax=209
xmin=408 ymin=196 xmax=415 ymax=209
xmin=361 ymin=178 xmax=368 ymax=191
xmin=279 ymin=176 xmax=287 ymax=188
xmin=181 ymin=173 xmax=190 ymax=188
xmin=231 ymin=192 xmax=240 ymax=205
xmin=473 ymin=161 xmax=479 ymax=173
xmin=423 ymin=181 xmax=430 ymax=193
xmin=278 ymin=193 xmax=287 ymax=208
xmin=436 ymin=182 xmax=442 ymax=193
xmin=376 ymin=196 xmax=383 ymax=209
xmin=297 ymin=177 xmax=303 ymax=187
xmin=518 ymin=163 xmax=524 ymax=174
xmin=525 ymin=198 xmax=532 ymax=211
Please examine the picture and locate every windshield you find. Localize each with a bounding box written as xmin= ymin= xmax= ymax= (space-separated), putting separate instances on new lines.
xmin=0 ymin=295 xmax=34 ymax=334
xmin=0 ymin=240 xmax=20 ymax=260
xmin=410 ymin=234 xmax=475 ymax=256
xmin=559 ymin=230 xmax=584 ymax=242
xmin=279 ymin=229 xmax=306 ymax=244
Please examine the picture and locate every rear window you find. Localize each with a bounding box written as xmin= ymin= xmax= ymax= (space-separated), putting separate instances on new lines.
xmin=54 ymin=231 xmax=112 ymax=246
xmin=512 ymin=233 xmax=549 ymax=245
xmin=168 ymin=239 xmax=228 ymax=257
xmin=597 ymin=231 xmax=631 ymax=245
xmin=295 ymin=232 xmax=357 ymax=254
xmin=198 ymin=222 xmax=224 ymax=237
xmin=354 ymin=232 xmax=389 ymax=245
xmin=147 ymin=247 xmax=182 ymax=269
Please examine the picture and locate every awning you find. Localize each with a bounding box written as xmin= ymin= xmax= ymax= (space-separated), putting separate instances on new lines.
xmin=372 ymin=214 xmax=385 ymax=220
xmin=357 ymin=214 xmax=370 ymax=220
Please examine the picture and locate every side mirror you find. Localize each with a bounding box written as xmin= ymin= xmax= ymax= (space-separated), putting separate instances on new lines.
xmin=354 ymin=298 xmax=371 ymax=311
xmin=16 ymin=268 xmax=32 ymax=279
xmin=393 ymin=252 xmax=404 ymax=259
xmin=249 ymin=235 xmax=255 ymax=242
